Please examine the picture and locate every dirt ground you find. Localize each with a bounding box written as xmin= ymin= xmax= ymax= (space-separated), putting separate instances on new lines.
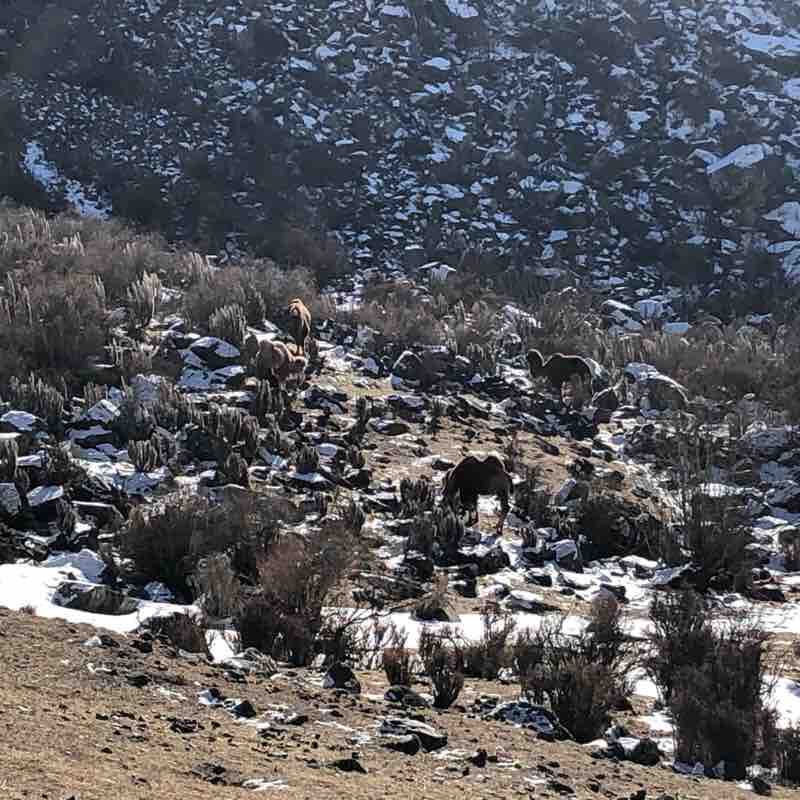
xmin=1 ymin=609 xmax=796 ymax=800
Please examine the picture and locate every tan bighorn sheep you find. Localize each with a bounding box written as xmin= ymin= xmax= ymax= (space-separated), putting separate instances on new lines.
xmin=287 ymin=298 xmax=311 ymax=356
xmin=244 ymin=335 xmax=306 ymax=386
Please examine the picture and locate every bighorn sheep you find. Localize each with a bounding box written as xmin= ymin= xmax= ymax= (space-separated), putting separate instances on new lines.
xmin=441 ymin=454 xmax=513 ymax=534
xmin=287 ymin=298 xmax=311 ymax=356
xmin=526 ymin=349 xmax=596 ymax=398
xmin=244 ymin=335 xmax=306 ymax=385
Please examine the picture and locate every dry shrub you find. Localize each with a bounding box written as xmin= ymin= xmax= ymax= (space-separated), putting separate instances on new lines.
xmin=7 ymin=373 xmax=65 ymax=430
xmin=126 ymin=271 xmax=161 ymax=334
xmin=383 ymin=624 xmax=414 ymax=686
xmin=515 ymin=466 xmax=552 ymax=525
xmin=515 ymin=288 xmax=603 ymax=360
xmin=235 ymin=524 xmax=358 ymax=666
xmin=119 ymin=493 xmax=243 ymax=598
xmin=148 ymin=612 xmax=210 ymax=656
xmin=419 ymin=627 xmax=465 ymax=708
xmin=192 ymin=553 xmax=241 ymax=618
xmin=645 ymin=590 xmax=712 ymax=704
xmin=277 ymin=224 xmax=347 ymax=283
xmin=343 ymin=282 xmax=446 ymax=356
xmin=577 ymin=492 xmax=633 ymax=560
xmin=671 ymin=619 xmax=775 ymax=777
xmin=400 ymin=477 xmax=434 ymax=517
xmin=777 ymin=725 xmax=800 ymax=783
xmin=517 ymin=600 xmax=631 ymax=743
xmin=462 ymin=603 xmax=516 ymax=680
xmin=681 ymin=489 xmax=753 ymax=593
xmin=208 ymin=303 xmax=248 ymax=347
xmin=0 ymin=271 xmax=108 ymax=389
xmin=0 ymin=204 xmax=175 ymax=301
xmin=646 ymin=591 xmax=778 ymax=778
xmin=182 ymin=260 xmax=324 ymax=329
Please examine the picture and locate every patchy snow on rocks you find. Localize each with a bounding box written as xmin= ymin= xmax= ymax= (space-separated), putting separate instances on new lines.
xmin=23 ymin=142 xmax=111 ymax=218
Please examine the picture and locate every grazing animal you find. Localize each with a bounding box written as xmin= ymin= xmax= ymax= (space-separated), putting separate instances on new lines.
xmin=244 ymin=335 xmax=306 ymax=386
xmin=287 ymin=298 xmax=311 ymax=355
xmin=441 ymin=454 xmax=513 ymax=534
xmin=526 ymin=349 xmax=595 ymax=398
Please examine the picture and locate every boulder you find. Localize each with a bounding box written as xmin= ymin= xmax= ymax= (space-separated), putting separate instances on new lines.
xmin=505 ymin=589 xmax=555 ymax=613
xmin=369 ymin=417 xmax=411 ymax=436
xmin=472 ymin=544 xmax=510 ymax=575
xmin=381 ymin=733 xmax=421 ymax=756
xmin=80 ymin=399 xmax=121 ymax=426
xmin=707 ymin=144 xmax=771 ymax=201
xmin=0 ymin=482 xmax=22 ymax=518
xmin=481 ymin=701 xmax=564 ymax=738
xmin=610 ymin=736 xmax=662 ymax=766
xmin=26 ymin=485 xmax=67 ymax=523
xmin=1 ymin=411 xmax=45 ymax=435
xmin=378 ymin=717 xmax=447 ymax=751
xmin=624 ymin=363 xmax=688 ymax=411
xmin=766 ymin=480 xmax=800 ymax=513
xmin=740 ymin=424 xmax=794 ymax=461
xmin=384 ymin=685 xmax=430 ymax=707
xmin=54 ymin=582 xmax=139 ymax=615
xmin=68 ymin=425 xmax=116 ymax=449
xmin=323 ymin=662 xmax=361 ymax=694
xmin=391 ymin=350 xmax=425 ymax=384
xmin=188 ymin=337 xmax=241 ymax=369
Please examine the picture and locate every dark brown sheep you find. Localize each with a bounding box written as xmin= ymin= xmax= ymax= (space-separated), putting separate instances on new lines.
xmin=441 ymin=454 xmax=513 ymax=534
xmin=287 ymin=298 xmax=311 ymax=355
xmin=526 ymin=349 xmax=594 ymax=398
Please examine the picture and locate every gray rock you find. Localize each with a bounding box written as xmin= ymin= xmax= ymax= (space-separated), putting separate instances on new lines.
xmin=384 ymin=685 xmax=430 ymax=707
xmin=752 ymin=776 xmax=772 ymax=796
xmin=188 ymin=337 xmax=241 ymax=369
xmin=379 ymin=717 xmax=447 ymax=751
xmin=391 ymin=350 xmax=425 ymax=384
xmin=482 ymin=701 xmax=561 ymax=737
xmin=369 ymin=417 xmax=411 ymax=436
xmin=381 ymin=733 xmax=421 ymax=756
xmin=54 ymin=582 xmax=138 ymax=615
xmin=505 ymin=590 xmax=555 ymax=613
xmin=323 ymin=662 xmax=361 ymax=694
xmin=0 ymin=482 xmax=22 ymax=517
xmin=739 ymin=425 xmax=793 ymax=461
xmin=767 ymin=480 xmax=800 ymax=512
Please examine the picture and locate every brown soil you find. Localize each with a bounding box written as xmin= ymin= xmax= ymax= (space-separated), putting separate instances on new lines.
xmin=1 ymin=609 xmax=795 ymax=800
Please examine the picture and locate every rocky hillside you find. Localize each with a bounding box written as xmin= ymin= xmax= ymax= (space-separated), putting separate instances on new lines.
xmin=2 ymin=0 xmax=800 ymax=305
xmin=2 ymin=204 xmax=800 ymax=795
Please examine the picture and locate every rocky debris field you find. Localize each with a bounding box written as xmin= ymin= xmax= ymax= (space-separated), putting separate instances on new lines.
xmin=2 ymin=0 xmax=800 ymax=317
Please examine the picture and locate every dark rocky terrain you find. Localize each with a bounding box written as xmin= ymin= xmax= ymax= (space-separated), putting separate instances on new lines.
xmin=1 ymin=0 xmax=800 ymax=314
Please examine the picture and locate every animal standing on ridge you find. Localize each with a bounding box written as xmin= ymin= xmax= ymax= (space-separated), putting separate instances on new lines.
xmin=244 ymin=335 xmax=307 ymax=386
xmin=287 ymin=298 xmax=311 ymax=356
xmin=441 ymin=454 xmax=513 ymax=534
xmin=526 ymin=349 xmax=595 ymax=400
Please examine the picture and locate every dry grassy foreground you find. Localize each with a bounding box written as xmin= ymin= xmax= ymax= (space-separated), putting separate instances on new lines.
xmin=0 ymin=608 xmax=794 ymax=800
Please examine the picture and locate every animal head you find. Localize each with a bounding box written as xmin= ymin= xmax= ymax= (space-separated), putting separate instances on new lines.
xmin=288 ymin=298 xmax=305 ymax=318
xmin=243 ymin=334 xmax=260 ymax=362
xmin=526 ymin=348 xmax=544 ymax=375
